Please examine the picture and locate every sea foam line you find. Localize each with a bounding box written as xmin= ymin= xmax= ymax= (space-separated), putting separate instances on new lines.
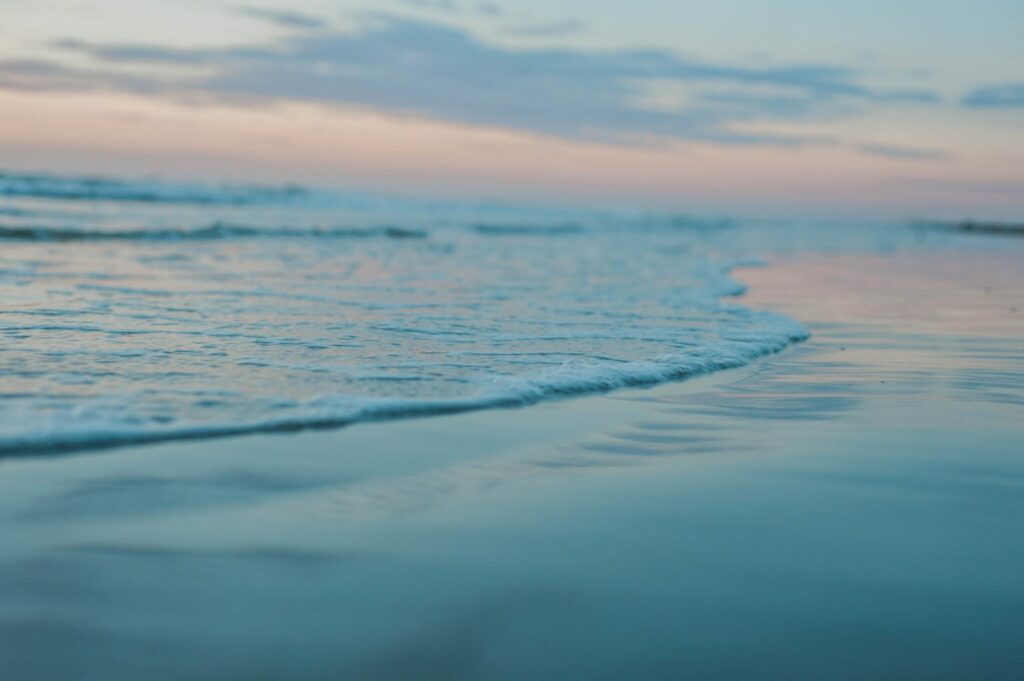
xmin=0 ymin=309 xmax=807 ymax=458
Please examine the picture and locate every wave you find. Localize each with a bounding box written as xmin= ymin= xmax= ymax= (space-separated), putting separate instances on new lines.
xmin=0 ymin=312 xmax=807 ymax=457
xmin=0 ymin=222 xmax=428 ymax=242
xmin=472 ymin=223 xmax=585 ymax=236
xmin=661 ymin=215 xmax=738 ymax=230
xmin=912 ymin=219 xmax=1024 ymax=237
xmin=0 ymin=171 xmax=306 ymax=205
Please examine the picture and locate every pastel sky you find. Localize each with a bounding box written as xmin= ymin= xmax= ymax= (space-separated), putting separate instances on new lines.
xmin=2 ymin=0 xmax=1023 ymax=217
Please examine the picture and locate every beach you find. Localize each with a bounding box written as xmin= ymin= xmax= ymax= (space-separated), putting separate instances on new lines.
xmin=2 ymin=246 xmax=1022 ymax=680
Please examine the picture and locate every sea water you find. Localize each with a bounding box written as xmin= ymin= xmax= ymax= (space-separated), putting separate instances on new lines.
xmin=4 ymin=171 xmax=1024 ymax=681
xmin=0 ymin=169 xmax=952 ymax=455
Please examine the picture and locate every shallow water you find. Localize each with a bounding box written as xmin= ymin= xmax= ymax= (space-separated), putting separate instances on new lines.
xmin=4 ymin=170 xmax=1024 ymax=680
xmin=6 ymin=171 xmax=1009 ymax=457
xmin=1 ymin=170 xmax=811 ymax=454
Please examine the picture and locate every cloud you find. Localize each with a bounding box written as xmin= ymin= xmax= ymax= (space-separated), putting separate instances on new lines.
xmin=505 ymin=19 xmax=585 ymax=38
xmin=477 ymin=3 xmax=503 ymax=17
xmin=859 ymin=143 xmax=947 ymax=161
xmin=962 ymin=82 xmax=1024 ymax=107
xmin=0 ymin=58 xmax=157 ymax=93
xmin=887 ymin=177 xmax=1024 ymax=195
xmin=395 ymin=0 xmax=462 ymax=12
xmin=52 ymin=39 xmax=209 ymax=64
xmin=237 ymin=6 xmax=327 ymax=30
xmin=15 ymin=15 xmax=939 ymax=147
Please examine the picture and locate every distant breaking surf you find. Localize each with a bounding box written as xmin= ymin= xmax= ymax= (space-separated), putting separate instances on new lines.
xmin=0 ymin=171 xmax=305 ymax=205
xmin=0 ymin=223 xmax=428 ymax=241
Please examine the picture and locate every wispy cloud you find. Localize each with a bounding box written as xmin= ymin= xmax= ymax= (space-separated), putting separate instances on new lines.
xmin=962 ymin=82 xmax=1024 ymax=107
xmin=10 ymin=14 xmax=939 ymax=148
xmin=887 ymin=177 xmax=1024 ymax=195
xmin=52 ymin=39 xmax=209 ymax=64
xmin=237 ymin=6 xmax=327 ymax=30
xmin=0 ymin=58 xmax=158 ymax=93
xmin=476 ymin=3 xmax=503 ymax=17
xmin=858 ymin=143 xmax=948 ymax=161
xmin=395 ymin=0 xmax=462 ymax=13
xmin=504 ymin=19 xmax=585 ymax=38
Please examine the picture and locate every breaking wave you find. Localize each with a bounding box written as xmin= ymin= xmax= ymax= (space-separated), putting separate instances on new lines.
xmin=0 ymin=171 xmax=305 ymax=205
xmin=0 ymin=223 xmax=428 ymax=241
xmin=0 ymin=312 xmax=806 ymax=456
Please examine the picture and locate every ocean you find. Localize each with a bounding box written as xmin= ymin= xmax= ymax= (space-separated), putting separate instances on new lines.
xmin=4 ymin=170 xmax=1024 ymax=680
xmin=0 ymin=170 xmax=820 ymax=455
xmin=0 ymin=170 xmax=994 ymax=456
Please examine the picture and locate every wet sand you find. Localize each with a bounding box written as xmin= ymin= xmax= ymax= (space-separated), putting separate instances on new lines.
xmin=1 ymin=250 xmax=1023 ymax=680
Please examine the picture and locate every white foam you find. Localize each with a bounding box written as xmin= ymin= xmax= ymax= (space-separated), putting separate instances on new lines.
xmin=0 ymin=310 xmax=806 ymax=456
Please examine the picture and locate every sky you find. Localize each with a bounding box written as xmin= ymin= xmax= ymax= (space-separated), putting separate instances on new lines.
xmin=1 ymin=0 xmax=1023 ymax=218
